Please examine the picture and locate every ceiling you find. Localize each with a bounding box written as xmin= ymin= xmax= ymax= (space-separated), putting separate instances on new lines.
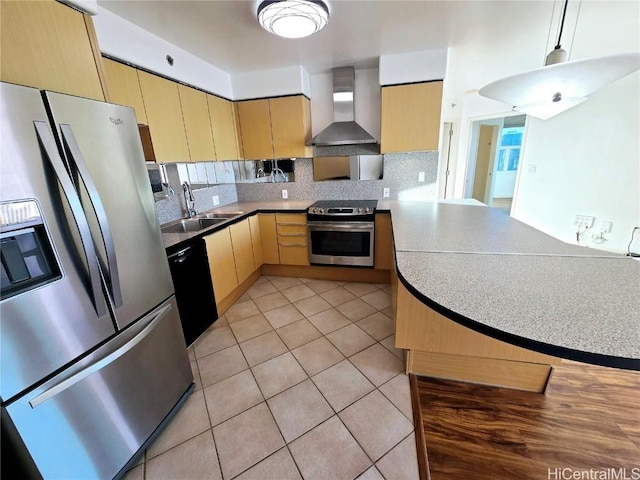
xmin=97 ymin=0 xmax=556 ymax=74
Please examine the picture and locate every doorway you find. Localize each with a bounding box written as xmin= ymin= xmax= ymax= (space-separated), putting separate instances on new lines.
xmin=465 ymin=115 xmax=526 ymax=214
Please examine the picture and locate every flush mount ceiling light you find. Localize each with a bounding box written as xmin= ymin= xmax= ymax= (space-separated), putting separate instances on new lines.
xmin=479 ymin=0 xmax=640 ymax=120
xmin=257 ymin=0 xmax=329 ymax=39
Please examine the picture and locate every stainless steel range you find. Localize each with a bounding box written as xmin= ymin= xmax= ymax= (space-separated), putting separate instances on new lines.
xmin=307 ymin=200 xmax=377 ymax=267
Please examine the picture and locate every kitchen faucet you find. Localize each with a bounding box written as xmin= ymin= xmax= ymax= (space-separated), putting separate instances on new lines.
xmin=182 ymin=181 xmax=197 ymax=218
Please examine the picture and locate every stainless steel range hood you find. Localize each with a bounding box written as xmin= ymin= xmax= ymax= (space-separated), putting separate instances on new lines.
xmin=308 ymin=67 xmax=377 ymax=146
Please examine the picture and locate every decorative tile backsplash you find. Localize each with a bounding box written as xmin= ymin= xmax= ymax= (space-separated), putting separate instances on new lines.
xmin=152 ymin=151 xmax=438 ymax=224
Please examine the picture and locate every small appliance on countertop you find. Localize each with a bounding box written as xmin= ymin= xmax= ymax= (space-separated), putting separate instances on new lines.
xmin=307 ymin=200 xmax=377 ymax=267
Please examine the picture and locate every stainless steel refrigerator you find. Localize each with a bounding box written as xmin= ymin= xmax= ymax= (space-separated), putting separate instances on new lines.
xmin=0 ymin=82 xmax=193 ymax=479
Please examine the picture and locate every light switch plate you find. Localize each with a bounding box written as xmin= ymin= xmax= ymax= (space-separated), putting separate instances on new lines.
xmin=383 ymin=187 xmax=390 ymax=198
xmin=282 ymin=189 xmax=288 ymax=199
xmin=212 ymin=195 xmax=220 ymax=206
xmin=418 ymin=171 xmax=425 ymax=182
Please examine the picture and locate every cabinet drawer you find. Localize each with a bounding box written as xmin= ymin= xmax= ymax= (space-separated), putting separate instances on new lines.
xmin=278 ymin=244 xmax=309 ymax=266
xmin=277 ymin=224 xmax=307 ymax=236
xmin=275 ymin=213 xmax=306 ymax=224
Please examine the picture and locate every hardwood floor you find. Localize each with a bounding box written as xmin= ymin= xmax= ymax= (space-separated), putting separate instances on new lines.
xmin=412 ymin=361 xmax=640 ymax=480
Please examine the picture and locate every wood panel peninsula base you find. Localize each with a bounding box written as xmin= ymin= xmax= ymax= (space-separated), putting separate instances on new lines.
xmin=394 ymin=281 xmax=560 ymax=393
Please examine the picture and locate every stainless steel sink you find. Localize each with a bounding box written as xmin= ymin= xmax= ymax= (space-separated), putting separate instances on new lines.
xmin=160 ymin=218 xmax=226 ymax=234
xmin=198 ymin=212 xmax=244 ymax=220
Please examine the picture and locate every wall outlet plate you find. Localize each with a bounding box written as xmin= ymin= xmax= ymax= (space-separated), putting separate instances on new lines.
xmin=574 ymin=215 xmax=595 ymax=228
xmin=282 ymin=189 xmax=288 ymax=199
xmin=383 ymin=187 xmax=390 ymax=198
xmin=418 ymin=171 xmax=425 ymax=182
xmin=212 ymin=195 xmax=220 ymax=206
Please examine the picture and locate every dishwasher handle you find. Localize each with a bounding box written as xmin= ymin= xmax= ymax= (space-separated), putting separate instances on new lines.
xmin=168 ymin=246 xmax=192 ymax=264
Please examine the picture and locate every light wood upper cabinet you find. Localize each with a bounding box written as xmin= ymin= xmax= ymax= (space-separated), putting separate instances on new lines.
xmin=259 ymin=214 xmax=280 ymax=264
xmin=229 ymin=219 xmax=255 ymax=285
xmin=1 ymin=0 xmax=104 ymax=101
xmin=178 ymin=84 xmax=216 ymax=162
xmin=249 ymin=215 xmax=264 ymax=269
xmin=374 ymin=213 xmax=393 ymax=270
xmin=102 ymin=58 xmax=148 ymax=124
xmin=207 ymin=94 xmax=241 ymax=161
xmin=380 ymin=81 xmax=443 ymax=153
xmin=270 ymin=96 xmax=312 ymax=158
xmin=236 ymin=99 xmax=274 ymax=160
xmin=138 ymin=71 xmax=190 ymax=163
xmin=204 ymin=229 xmax=238 ymax=305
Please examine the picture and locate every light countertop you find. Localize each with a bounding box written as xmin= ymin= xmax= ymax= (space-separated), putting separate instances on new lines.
xmin=388 ymin=201 xmax=638 ymax=369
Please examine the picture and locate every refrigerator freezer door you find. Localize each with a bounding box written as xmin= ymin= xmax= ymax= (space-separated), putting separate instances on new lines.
xmin=5 ymin=296 xmax=192 ymax=479
xmin=44 ymin=92 xmax=174 ymax=329
xmin=0 ymin=83 xmax=116 ymax=401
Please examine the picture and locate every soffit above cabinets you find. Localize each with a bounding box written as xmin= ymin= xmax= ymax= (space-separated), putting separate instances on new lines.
xmin=96 ymin=0 xmax=555 ymax=75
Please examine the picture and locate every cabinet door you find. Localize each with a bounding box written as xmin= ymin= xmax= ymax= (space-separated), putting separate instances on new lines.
xmin=258 ymin=214 xmax=280 ymax=264
xmin=380 ymin=81 xmax=443 ymax=153
xmin=229 ymin=219 xmax=255 ymax=285
xmin=178 ymin=84 xmax=216 ymax=162
xmin=204 ymin=229 xmax=238 ymax=304
xmin=138 ymin=71 xmax=190 ymax=163
xmin=249 ymin=215 xmax=264 ymax=268
xmin=270 ymin=96 xmax=312 ymax=158
xmin=237 ymin=99 xmax=274 ymax=159
xmin=374 ymin=213 xmax=393 ymax=270
xmin=102 ymin=58 xmax=148 ymax=124
xmin=207 ymin=94 xmax=241 ymax=161
xmin=1 ymin=0 xmax=104 ymax=101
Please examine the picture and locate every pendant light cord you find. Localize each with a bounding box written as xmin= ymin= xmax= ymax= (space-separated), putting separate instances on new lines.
xmin=555 ymin=0 xmax=569 ymax=49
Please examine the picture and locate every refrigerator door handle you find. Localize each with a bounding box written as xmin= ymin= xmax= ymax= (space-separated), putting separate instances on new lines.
xmin=29 ymin=302 xmax=172 ymax=409
xmin=34 ymin=121 xmax=107 ymax=318
xmin=59 ymin=124 xmax=123 ymax=308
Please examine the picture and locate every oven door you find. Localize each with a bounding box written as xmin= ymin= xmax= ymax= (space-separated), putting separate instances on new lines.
xmin=307 ymin=221 xmax=374 ymax=267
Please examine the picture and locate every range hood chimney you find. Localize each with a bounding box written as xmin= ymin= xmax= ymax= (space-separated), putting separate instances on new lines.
xmin=308 ymin=67 xmax=377 ymax=147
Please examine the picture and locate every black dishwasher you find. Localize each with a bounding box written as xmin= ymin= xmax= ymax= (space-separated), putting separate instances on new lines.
xmin=167 ymin=239 xmax=217 ymax=346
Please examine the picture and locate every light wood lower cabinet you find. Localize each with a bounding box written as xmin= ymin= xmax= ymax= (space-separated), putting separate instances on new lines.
xmin=395 ymin=282 xmax=560 ymax=392
xmin=276 ymin=214 xmax=309 ymax=266
xmin=204 ymin=228 xmax=238 ymax=303
xmin=1 ymin=0 xmax=105 ymax=101
xmin=259 ymin=214 xmax=280 ymax=264
xmin=375 ymin=213 xmax=393 ymax=270
xmin=249 ymin=215 xmax=264 ymax=268
xmin=229 ymin=219 xmax=255 ymax=285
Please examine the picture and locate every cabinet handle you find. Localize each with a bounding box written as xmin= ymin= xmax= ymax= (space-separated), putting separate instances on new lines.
xmin=278 ymin=232 xmax=306 ymax=237
xmin=279 ymin=242 xmax=308 ymax=247
xmin=277 ymin=222 xmax=307 ymax=226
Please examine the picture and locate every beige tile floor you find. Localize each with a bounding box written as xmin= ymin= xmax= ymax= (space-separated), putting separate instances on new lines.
xmin=124 ymin=276 xmax=419 ymax=480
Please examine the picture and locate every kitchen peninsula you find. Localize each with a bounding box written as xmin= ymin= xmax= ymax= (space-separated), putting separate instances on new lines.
xmin=162 ymin=199 xmax=639 ymax=395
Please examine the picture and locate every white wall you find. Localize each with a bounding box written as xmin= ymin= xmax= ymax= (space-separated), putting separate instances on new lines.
xmin=310 ymin=68 xmax=380 ymax=140
xmin=233 ymin=66 xmax=311 ymax=100
xmin=93 ymin=7 xmax=234 ymax=99
xmin=379 ymin=49 xmax=447 ymax=86
xmin=443 ymin=0 xmax=640 ymax=252
xmin=512 ymin=72 xmax=640 ymax=253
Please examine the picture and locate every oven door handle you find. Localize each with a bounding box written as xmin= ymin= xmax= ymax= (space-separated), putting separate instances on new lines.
xmin=307 ymin=223 xmax=374 ymax=230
